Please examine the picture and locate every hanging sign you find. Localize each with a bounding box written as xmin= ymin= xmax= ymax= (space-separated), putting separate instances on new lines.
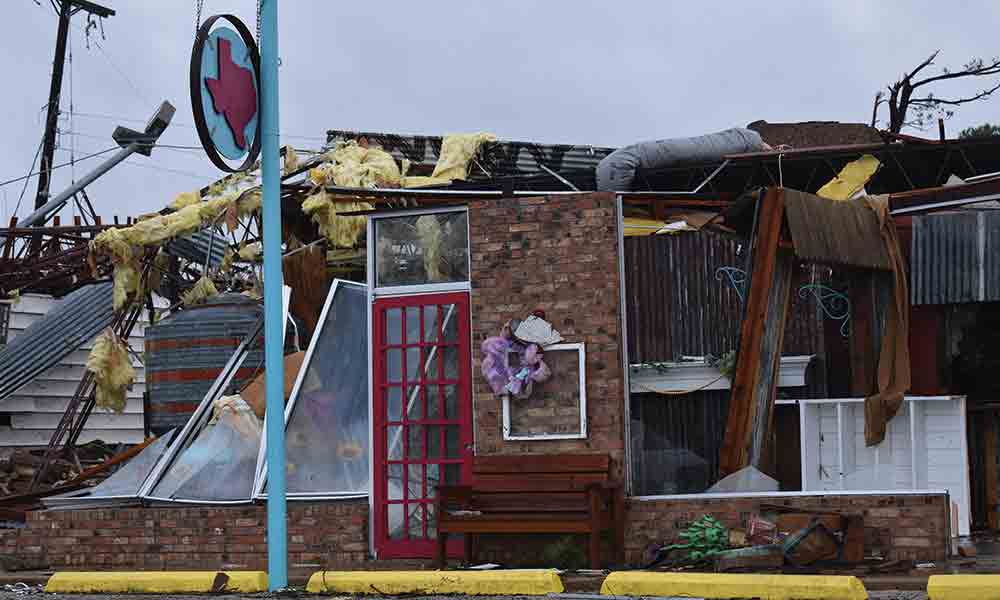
xmin=190 ymin=14 xmax=261 ymax=172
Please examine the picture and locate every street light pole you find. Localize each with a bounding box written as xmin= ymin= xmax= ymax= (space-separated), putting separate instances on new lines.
xmin=259 ymin=0 xmax=288 ymax=591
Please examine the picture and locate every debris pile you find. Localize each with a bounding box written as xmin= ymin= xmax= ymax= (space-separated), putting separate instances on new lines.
xmin=0 ymin=441 xmax=117 ymax=499
xmin=647 ymin=510 xmax=867 ymax=573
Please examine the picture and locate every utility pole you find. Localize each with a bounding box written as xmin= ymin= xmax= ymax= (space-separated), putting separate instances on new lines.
xmin=33 ymin=0 xmax=115 ymax=214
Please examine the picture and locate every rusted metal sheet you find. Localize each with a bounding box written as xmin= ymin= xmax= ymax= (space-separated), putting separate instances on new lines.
xmin=911 ymin=210 xmax=1000 ymax=305
xmin=783 ymin=189 xmax=892 ymax=270
xmin=623 ymin=230 xmax=742 ymax=363
xmin=623 ymin=231 xmax=824 ymax=364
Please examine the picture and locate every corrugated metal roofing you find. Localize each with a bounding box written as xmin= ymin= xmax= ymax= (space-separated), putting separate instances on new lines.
xmin=783 ymin=190 xmax=892 ymax=270
xmin=623 ymin=231 xmax=826 ymax=364
xmin=165 ymin=228 xmax=227 ymax=269
xmin=0 ymin=282 xmax=114 ymax=404
xmin=326 ymin=129 xmax=615 ymax=179
xmin=911 ymin=210 xmax=1000 ymax=304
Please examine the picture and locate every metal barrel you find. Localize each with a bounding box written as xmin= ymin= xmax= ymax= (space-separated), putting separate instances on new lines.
xmin=144 ymin=294 xmax=264 ymax=434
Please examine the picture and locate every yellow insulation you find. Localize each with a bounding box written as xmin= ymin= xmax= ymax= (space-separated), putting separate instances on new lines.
xmin=430 ymin=132 xmax=497 ymax=181
xmin=238 ymin=242 xmax=262 ymax=261
xmin=147 ymin=251 xmax=170 ymax=297
xmin=169 ymin=191 xmax=201 ymax=210
xmin=181 ymin=276 xmax=219 ymax=306
xmin=283 ymin=146 xmax=299 ymax=175
xmin=112 ymin=263 xmax=140 ymax=311
xmin=415 ymin=215 xmax=443 ymax=280
xmin=86 ymin=330 xmax=135 ymax=414
xmin=309 ymin=141 xmax=401 ymax=188
xmin=90 ymin=190 xmax=261 ymax=310
xmin=301 ymin=190 xmax=371 ymax=247
xmin=817 ymin=154 xmax=880 ymax=201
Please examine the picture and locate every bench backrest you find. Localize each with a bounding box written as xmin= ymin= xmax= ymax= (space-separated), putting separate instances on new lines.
xmin=471 ymin=453 xmax=611 ymax=493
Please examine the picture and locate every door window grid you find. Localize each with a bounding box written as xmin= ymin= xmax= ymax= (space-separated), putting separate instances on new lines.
xmin=378 ymin=298 xmax=466 ymax=547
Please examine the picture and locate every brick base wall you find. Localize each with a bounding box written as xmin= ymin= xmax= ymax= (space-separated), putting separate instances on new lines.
xmin=1 ymin=493 xmax=949 ymax=573
xmin=627 ymin=493 xmax=951 ymax=564
xmin=2 ymin=500 xmax=368 ymax=578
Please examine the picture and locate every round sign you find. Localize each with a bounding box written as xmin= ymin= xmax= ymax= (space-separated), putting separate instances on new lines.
xmin=190 ymin=15 xmax=261 ymax=172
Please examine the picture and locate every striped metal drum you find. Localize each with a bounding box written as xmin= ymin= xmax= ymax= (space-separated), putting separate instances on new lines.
xmin=144 ymin=294 xmax=263 ymax=434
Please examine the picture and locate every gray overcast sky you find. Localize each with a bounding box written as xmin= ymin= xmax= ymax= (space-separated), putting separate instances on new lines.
xmin=2 ymin=1 xmax=999 ymax=220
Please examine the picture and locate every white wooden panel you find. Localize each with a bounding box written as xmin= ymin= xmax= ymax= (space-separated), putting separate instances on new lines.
xmin=0 ymin=427 xmax=145 ymax=446
xmin=11 ymin=412 xmax=143 ymax=430
xmin=799 ymin=396 xmax=970 ymax=536
xmin=2 ymin=293 xmax=150 ymax=447
xmin=0 ymin=396 xmax=143 ymax=414
xmin=10 ymin=380 xmax=144 ymax=399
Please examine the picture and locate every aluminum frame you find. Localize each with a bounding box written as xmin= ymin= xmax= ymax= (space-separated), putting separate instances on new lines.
xmin=253 ymin=278 xmax=370 ymax=500
xmin=367 ymin=206 xmax=472 ymax=297
xmin=43 ymin=429 xmax=178 ymax=510
xmin=501 ymin=342 xmax=587 ymax=441
xmin=140 ymin=290 xmax=289 ymax=505
xmin=616 ymin=194 xmax=633 ymax=495
xmin=138 ymin=319 xmax=263 ymax=502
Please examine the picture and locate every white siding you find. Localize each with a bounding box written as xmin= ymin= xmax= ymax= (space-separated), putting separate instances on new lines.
xmin=0 ymin=293 xmax=149 ymax=447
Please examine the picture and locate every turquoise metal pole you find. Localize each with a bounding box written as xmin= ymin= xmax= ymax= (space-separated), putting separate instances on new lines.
xmin=259 ymin=0 xmax=287 ymax=590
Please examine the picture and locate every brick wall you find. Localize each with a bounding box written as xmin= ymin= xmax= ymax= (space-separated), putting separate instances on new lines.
xmin=627 ymin=493 xmax=950 ymax=564
xmin=2 ymin=500 xmax=368 ymax=578
xmin=1 ymin=492 xmax=949 ymax=571
xmin=468 ymin=193 xmax=626 ymax=477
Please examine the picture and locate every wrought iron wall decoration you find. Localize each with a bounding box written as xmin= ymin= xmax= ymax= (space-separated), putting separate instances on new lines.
xmin=715 ymin=267 xmax=850 ymax=337
xmin=715 ymin=266 xmax=747 ymax=304
xmin=797 ymin=284 xmax=851 ymax=337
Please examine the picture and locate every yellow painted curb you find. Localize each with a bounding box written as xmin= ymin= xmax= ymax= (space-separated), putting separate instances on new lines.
xmin=306 ymin=569 xmax=564 ymax=595
xmin=44 ymin=571 xmax=268 ymax=594
xmin=928 ymin=575 xmax=1000 ymax=600
xmin=600 ymin=572 xmax=867 ymax=600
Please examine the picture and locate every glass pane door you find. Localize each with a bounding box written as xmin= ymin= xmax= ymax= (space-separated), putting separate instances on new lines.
xmin=372 ymin=292 xmax=472 ymax=558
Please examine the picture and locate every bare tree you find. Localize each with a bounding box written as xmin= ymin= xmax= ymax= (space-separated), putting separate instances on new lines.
xmin=871 ymin=51 xmax=1000 ymax=134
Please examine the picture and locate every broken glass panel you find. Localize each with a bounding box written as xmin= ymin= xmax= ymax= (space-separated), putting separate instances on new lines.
xmin=267 ymin=280 xmax=369 ymax=496
xmin=374 ymin=211 xmax=469 ymax=288
xmin=43 ymin=430 xmax=176 ymax=508
xmin=150 ymin=397 xmax=262 ymax=502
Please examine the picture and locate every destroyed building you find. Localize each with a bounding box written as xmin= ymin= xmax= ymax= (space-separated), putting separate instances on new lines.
xmin=2 ymin=121 xmax=1000 ymax=575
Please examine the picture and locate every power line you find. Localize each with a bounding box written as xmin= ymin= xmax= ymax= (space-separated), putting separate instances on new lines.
xmin=65 ymin=110 xmax=329 ymax=141
xmin=119 ymin=160 xmax=216 ymax=180
xmin=13 ymin=139 xmax=44 ymax=217
xmin=91 ymin=40 xmax=152 ymax=105
xmin=0 ymin=146 xmax=118 ymax=189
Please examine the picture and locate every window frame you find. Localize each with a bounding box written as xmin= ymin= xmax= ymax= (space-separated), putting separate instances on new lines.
xmin=501 ymin=342 xmax=588 ymax=441
xmin=253 ymin=278 xmax=370 ymax=501
xmin=367 ymin=206 xmax=471 ymax=297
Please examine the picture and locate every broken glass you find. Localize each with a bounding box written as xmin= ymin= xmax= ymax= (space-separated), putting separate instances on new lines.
xmin=264 ymin=279 xmax=369 ymax=497
xmin=374 ymin=211 xmax=469 ymax=288
xmin=150 ymin=397 xmax=261 ymax=502
xmin=43 ymin=430 xmax=176 ymax=508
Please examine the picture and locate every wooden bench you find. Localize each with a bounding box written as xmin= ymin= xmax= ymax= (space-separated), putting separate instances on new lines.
xmin=435 ymin=453 xmax=625 ymax=569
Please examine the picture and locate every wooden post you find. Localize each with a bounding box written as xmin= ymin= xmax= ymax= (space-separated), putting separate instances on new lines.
xmin=986 ymin=412 xmax=999 ymax=530
xmin=721 ymin=188 xmax=795 ymax=475
xmin=849 ymin=272 xmax=878 ymax=397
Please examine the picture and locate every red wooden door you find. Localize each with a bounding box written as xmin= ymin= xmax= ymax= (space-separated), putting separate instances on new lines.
xmin=372 ymin=292 xmax=473 ymax=558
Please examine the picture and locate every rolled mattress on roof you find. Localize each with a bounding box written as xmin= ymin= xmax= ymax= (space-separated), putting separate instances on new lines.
xmin=596 ymin=127 xmax=766 ymax=191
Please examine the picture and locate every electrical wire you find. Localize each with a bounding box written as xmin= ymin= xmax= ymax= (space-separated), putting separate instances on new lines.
xmin=66 ymin=110 xmax=328 ymax=141
xmin=12 ymin=139 xmax=44 ymax=217
xmin=119 ymin=160 xmax=216 ymax=180
xmin=0 ymin=147 xmax=119 ymax=189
